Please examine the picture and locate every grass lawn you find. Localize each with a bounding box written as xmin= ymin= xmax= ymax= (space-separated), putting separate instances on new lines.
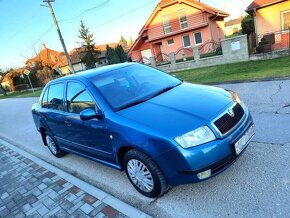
xmin=0 ymin=88 xmax=43 ymax=100
xmin=172 ymin=56 xmax=290 ymax=84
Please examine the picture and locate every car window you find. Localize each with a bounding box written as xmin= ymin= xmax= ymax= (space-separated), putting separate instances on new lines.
xmin=41 ymin=88 xmax=49 ymax=108
xmin=47 ymin=83 xmax=64 ymax=111
xmin=66 ymin=82 xmax=96 ymax=114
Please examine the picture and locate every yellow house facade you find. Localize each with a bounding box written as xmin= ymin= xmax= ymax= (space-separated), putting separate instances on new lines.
xmin=246 ymin=0 xmax=290 ymax=35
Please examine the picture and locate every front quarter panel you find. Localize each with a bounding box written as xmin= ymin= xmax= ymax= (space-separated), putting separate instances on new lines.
xmin=104 ymin=110 xmax=176 ymax=167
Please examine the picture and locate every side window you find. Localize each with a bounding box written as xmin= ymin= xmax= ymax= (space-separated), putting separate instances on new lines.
xmin=41 ymin=88 xmax=49 ymax=108
xmin=47 ymin=83 xmax=64 ymax=111
xmin=67 ymin=82 xmax=96 ymax=114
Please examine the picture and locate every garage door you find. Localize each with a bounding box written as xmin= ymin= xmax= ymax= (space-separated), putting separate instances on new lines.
xmin=141 ymin=49 xmax=152 ymax=64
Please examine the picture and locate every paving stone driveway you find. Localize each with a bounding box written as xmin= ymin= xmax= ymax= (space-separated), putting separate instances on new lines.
xmin=0 ymin=144 xmax=127 ymax=218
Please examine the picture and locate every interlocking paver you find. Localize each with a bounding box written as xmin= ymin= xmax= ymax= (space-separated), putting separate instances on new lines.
xmin=0 ymin=143 xmax=128 ymax=218
xmin=80 ymin=203 xmax=94 ymax=214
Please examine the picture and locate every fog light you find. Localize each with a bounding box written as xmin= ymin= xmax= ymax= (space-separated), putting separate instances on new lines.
xmin=197 ymin=169 xmax=211 ymax=180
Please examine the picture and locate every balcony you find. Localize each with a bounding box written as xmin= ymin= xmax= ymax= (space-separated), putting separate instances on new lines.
xmin=147 ymin=12 xmax=209 ymax=41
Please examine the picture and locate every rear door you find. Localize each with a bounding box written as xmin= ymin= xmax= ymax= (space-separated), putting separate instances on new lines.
xmin=41 ymin=82 xmax=68 ymax=144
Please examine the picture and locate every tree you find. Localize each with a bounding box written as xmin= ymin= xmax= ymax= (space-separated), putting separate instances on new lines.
xmin=241 ymin=15 xmax=255 ymax=35
xmin=128 ymin=36 xmax=134 ymax=47
xmin=105 ymin=45 xmax=128 ymax=65
xmin=115 ymin=45 xmax=128 ymax=63
xmin=119 ymin=35 xmax=128 ymax=45
xmin=78 ymin=20 xmax=100 ymax=69
xmin=0 ymin=69 xmax=8 ymax=95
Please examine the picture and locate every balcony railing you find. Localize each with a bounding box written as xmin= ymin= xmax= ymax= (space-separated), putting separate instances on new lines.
xmin=147 ymin=13 xmax=208 ymax=41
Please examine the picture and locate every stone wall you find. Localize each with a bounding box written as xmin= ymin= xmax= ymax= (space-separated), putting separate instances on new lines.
xmin=154 ymin=35 xmax=249 ymax=72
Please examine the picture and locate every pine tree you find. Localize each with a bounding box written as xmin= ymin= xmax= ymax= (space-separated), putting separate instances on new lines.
xmin=106 ymin=45 xmax=128 ymax=65
xmin=78 ymin=20 xmax=100 ymax=69
xmin=119 ymin=35 xmax=128 ymax=45
xmin=128 ymin=37 xmax=134 ymax=47
xmin=115 ymin=45 xmax=128 ymax=63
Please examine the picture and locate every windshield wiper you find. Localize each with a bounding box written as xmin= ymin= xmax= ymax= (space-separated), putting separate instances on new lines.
xmin=117 ymin=98 xmax=149 ymax=111
xmin=116 ymin=82 xmax=182 ymax=111
xmin=150 ymin=82 xmax=182 ymax=99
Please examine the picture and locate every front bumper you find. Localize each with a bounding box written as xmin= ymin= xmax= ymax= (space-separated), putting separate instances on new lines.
xmin=155 ymin=112 xmax=254 ymax=186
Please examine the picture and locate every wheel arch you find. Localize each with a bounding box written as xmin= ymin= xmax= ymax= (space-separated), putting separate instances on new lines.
xmin=40 ymin=127 xmax=47 ymax=146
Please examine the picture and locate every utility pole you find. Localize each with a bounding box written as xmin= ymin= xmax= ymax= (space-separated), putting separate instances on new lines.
xmin=43 ymin=0 xmax=75 ymax=74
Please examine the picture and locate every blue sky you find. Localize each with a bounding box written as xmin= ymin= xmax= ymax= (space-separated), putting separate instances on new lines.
xmin=0 ymin=0 xmax=252 ymax=69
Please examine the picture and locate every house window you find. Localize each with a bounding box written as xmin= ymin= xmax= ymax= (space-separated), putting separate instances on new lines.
xmin=167 ymin=39 xmax=174 ymax=46
xmin=194 ymin=32 xmax=203 ymax=45
xmin=162 ymin=14 xmax=172 ymax=34
xmin=178 ymin=9 xmax=188 ymax=29
xmin=182 ymin=35 xmax=191 ymax=47
xmin=282 ymin=10 xmax=290 ymax=31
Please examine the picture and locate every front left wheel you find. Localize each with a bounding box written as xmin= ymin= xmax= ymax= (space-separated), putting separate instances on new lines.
xmin=124 ymin=149 xmax=168 ymax=198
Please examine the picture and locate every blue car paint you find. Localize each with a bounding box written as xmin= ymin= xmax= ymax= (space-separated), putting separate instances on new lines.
xmin=32 ymin=63 xmax=254 ymax=187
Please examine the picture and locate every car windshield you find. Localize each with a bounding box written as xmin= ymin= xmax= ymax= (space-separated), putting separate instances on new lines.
xmin=91 ymin=64 xmax=181 ymax=111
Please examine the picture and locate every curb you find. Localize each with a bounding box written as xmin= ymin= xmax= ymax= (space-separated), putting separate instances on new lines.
xmin=0 ymin=138 xmax=152 ymax=218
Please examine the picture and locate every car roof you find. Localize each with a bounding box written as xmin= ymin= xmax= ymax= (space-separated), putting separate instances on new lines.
xmin=51 ymin=62 xmax=138 ymax=83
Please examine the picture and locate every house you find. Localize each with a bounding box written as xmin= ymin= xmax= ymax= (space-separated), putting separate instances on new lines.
xmin=26 ymin=44 xmax=63 ymax=69
xmin=246 ymin=0 xmax=290 ymax=35
xmin=246 ymin=0 xmax=290 ymax=51
xmin=225 ymin=18 xmax=242 ymax=36
xmin=54 ymin=42 xmax=128 ymax=74
xmin=129 ymin=0 xmax=229 ymax=63
xmin=54 ymin=47 xmax=86 ymax=75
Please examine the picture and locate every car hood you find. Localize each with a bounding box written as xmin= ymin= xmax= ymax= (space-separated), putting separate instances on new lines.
xmin=117 ymin=83 xmax=233 ymax=138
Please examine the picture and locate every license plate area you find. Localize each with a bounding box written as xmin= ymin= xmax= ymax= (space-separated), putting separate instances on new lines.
xmin=235 ymin=125 xmax=255 ymax=155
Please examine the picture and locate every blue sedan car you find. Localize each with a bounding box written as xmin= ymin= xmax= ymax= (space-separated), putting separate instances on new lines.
xmin=32 ymin=63 xmax=254 ymax=198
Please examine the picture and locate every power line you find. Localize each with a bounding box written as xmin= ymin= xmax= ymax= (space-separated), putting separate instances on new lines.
xmin=94 ymin=0 xmax=158 ymax=28
xmin=58 ymin=0 xmax=111 ymax=23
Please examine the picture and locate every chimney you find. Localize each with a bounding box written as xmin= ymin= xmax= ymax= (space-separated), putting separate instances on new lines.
xmin=42 ymin=43 xmax=47 ymax=50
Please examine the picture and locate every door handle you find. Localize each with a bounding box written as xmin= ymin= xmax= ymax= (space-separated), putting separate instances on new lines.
xmin=65 ymin=120 xmax=72 ymax=126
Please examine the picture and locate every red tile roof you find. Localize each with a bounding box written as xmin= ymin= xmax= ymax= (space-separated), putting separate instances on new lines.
xmin=225 ymin=18 xmax=242 ymax=27
xmin=246 ymin=0 xmax=287 ymax=11
xmin=26 ymin=48 xmax=63 ymax=68
xmin=158 ymin=0 xmax=229 ymax=16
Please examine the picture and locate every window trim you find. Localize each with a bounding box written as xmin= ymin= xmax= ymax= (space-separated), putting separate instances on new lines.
xmin=162 ymin=14 xmax=172 ymax=34
xmin=178 ymin=9 xmax=188 ymax=30
xmin=167 ymin=38 xmax=174 ymax=46
xmin=193 ymin=31 xmax=203 ymax=46
xmin=46 ymin=82 xmax=65 ymax=112
xmin=65 ymin=80 xmax=99 ymax=114
xmin=281 ymin=10 xmax=290 ymax=31
xmin=182 ymin=34 xmax=191 ymax=48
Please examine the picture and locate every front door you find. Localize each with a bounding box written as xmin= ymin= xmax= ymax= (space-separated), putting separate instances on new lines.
xmin=61 ymin=81 xmax=114 ymax=163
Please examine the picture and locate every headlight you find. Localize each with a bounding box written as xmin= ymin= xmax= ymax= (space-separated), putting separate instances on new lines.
xmin=228 ymin=90 xmax=241 ymax=104
xmin=175 ymin=126 xmax=216 ymax=148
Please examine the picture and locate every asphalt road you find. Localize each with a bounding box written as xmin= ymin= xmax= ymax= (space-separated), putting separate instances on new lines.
xmin=0 ymin=79 xmax=289 ymax=218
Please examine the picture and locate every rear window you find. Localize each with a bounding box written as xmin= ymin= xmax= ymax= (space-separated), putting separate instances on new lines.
xmin=47 ymin=83 xmax=64 ymax=111
xmin=41 ymin=88 xmax=49 ymax=108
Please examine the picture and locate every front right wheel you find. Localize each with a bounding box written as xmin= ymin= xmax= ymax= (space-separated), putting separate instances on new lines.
xmin=124 ymin=149 xmax=168 ymax=198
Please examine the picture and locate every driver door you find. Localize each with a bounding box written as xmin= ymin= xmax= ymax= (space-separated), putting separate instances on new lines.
xmin=61 ymin=81 xmax=114 ymax=163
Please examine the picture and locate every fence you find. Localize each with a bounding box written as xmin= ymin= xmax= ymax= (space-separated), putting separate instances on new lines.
xmin=147 ymin=35 xmax=249 ymax=72
xmin=251 ymin=30 xmax=290 ymax=54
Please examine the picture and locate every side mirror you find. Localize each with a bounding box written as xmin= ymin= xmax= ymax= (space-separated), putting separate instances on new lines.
xmin=80 ymin=108 xmax=103 ymax=121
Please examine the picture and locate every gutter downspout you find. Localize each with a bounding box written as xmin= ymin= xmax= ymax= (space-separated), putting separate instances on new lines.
xmin=209 ymin=13 xmax=220 ymax=42
xmin=253 ymin=8 xmax=259 ymax=46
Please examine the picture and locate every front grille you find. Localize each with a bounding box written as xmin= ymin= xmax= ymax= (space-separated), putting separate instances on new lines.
xmin=214 ymin=103 xmax=244 ymax=135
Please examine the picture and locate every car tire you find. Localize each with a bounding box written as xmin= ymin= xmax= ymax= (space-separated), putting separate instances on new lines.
xmin=124 ymin=149 xmax=168 ymax=198
xmin=44 ymin=133 xmax=66 ymax=158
